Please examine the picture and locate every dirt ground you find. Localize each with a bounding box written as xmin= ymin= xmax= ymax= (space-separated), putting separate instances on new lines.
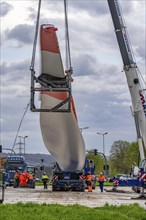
xmin=3 ymin=186 xmax=146 ymax=209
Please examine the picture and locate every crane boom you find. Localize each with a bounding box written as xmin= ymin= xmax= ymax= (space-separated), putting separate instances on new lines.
xmin=107 ymin=0 xmax=146 ymax=160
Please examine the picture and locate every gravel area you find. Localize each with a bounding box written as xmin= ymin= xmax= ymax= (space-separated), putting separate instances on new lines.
xmin=3 ymin=186 xmax=146 ymax=209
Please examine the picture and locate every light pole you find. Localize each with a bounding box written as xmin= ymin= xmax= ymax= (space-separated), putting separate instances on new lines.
xmin=80 ymin=127 xmax=89 ymax=133
xmin=96 ymin=132 xmax=108 ymax=155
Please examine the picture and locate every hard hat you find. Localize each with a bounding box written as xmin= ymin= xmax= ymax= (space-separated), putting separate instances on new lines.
xmin=43 ymin=172 xmax=46 ymax=175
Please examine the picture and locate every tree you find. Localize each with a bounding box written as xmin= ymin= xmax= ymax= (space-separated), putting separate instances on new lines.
xmin=109 ymin=140 xmax=130 ymax=174
xmin=86 ymin=150 xmax=105 ymax=174
xmin=125 ymin=141 xmax=139 ymax=174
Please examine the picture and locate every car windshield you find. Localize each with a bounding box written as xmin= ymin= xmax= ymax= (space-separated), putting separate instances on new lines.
xmin=6 ymin=164 xmax=24 ymax=170
xmin=117 ymin=174 xmax=127 ymax=178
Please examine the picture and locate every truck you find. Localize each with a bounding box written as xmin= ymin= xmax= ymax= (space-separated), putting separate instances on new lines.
xmin=4 ymin=155 xmax=36 ymax=188
xmin=51 ymin=158 xmax=96 ymax=191
xmin=51 ymin=162 xmax=85 ymax=191
xmin=4 ymin=156 xmax=27 ymax=186
xmin=107 ymin=0 xmax=146 ymax=194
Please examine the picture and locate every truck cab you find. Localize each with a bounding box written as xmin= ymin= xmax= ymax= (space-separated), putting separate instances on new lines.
xmin=4 ymin=156 xmax=27 ymax=186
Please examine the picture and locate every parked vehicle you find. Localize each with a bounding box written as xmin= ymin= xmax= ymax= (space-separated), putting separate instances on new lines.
xmin=4 ymin=156 xmax=27 ymax=186
xmin=109 ymin=174 xmax=130 ymax=182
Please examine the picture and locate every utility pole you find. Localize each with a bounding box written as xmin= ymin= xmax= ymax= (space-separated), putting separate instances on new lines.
xmin=17 ymin=136 xmax=24 ymax=155
xmin=16 ymin=136 xmax=28 ymax=155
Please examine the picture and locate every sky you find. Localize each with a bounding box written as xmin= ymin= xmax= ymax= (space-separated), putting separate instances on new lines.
xmin=0 ymin=0 xmax=146 ymax=156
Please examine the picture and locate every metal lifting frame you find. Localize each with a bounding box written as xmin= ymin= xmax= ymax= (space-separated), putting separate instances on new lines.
xmin=30 ymin=67 xmax=72 ymax=113
xmin=30 ymin=0 xmax=73 ymax=113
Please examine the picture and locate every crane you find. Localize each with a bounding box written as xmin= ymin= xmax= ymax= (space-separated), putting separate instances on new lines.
xmin=107 ymin=0 xmax=146 ymax=164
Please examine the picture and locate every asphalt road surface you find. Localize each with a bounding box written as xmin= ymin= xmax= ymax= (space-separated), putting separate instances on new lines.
xmin=3 ymin=186 xmax=146 ymax=209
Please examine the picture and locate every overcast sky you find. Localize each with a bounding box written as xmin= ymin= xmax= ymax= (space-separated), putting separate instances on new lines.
xmin=0 ymin=0 xmax=146 ymax=156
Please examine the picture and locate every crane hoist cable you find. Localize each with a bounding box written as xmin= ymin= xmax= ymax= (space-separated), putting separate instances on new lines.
xmin=11 ymin=1 xmax=42 ymax=155
xmin=30 ymin=0 xmax=72 ymax=74
xmin=30 ymin=0 xmax=42 ymax=72
xmin=64 ymin=0 xmax=72 ymax=73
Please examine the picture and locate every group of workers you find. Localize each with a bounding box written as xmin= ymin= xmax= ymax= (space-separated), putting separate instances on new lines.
xmin=14 ymin=170 xmax=49 ymax=189
xmin=85 ymin=172 xmax=105 ymax=192
xmin=14 ymin=170 xmax=35 ymax=188
xmin=41 ymin=171 xmax=105 ymax=192
xmin=14 ymin=170 xmax=105 ymax=191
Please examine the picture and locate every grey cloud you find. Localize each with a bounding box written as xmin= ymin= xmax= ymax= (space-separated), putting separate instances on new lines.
xmin=136 ymin=46 xmax=145 ymax=61
xmin=119 ymin=1 xmax=134 ymax=14
xmin=73 ymin=54 xmax=97 ymax=76
xmin=27 ymin=7 xmax=38 ymax=22
xmin=5 ymin=24 xmax=35 ymax=44
xmin=1 ymin=59 xmax=30 ymax=77
xmin=0 ymin=1 xmax=13 ymax=17
xmin=69 ymin=0 xmax=108 ymax=16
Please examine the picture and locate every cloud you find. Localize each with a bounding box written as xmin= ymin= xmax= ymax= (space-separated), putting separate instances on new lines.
xmin=1 ymin=1 xmax=145 ymax=155
xmin=5 ymin=24 xmax=34 ymax=44
xmin=0 ymin=1 xmax=13 ymax=17
xmin=136 ymin=46 xmax=145 ymax=61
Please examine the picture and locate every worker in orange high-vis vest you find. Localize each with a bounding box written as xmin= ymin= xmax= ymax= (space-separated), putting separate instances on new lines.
xmin=85 ymin=171 xmax=93 ymax=192
xmin=14 ymin=170 xmax=20 ymax=187
xmin=28 ymin=172 xmax=34 ymax=188
xmin=98 ymin=172 xmax=105 ymax=192
xmin=85 ymin=172 xmax=92 ymax=188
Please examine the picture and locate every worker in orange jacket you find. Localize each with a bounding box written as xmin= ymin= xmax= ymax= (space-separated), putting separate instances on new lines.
xmin=14 ymin=170 xmax=19 ymax=187
xmin=19 ymin=171 xmax=29 ymax=187
xmin=98 ymin=172 xmax=105 ymax=192
xmin=28 ymin=172 xmax=34 ymax=188
xmin=85 ymin=172 xmax=92 ymax=187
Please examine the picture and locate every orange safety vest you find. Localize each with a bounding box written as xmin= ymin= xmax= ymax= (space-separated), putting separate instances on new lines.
xmin=28 ymin=173 xmax=33 ymax=180
xmin=14 ymin=172 xmax=19 ymax=179
xmin=98 ymin=175 xmax=105 ymax=182
xmin=19 ymin=172 xmax=29 ymax=186
xmin=86 ymin=174 xmax=92 ymax=182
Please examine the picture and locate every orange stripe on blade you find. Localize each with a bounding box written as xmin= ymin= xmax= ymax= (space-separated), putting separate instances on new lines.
xmin=40 ymin=24 xmax=60 ymax=54
xmin=41 ymin=91 xmax=78 ymax=121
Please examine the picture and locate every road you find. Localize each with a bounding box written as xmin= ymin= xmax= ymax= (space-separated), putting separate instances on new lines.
xmin=3 ymin=186 xmax=146 ymax=209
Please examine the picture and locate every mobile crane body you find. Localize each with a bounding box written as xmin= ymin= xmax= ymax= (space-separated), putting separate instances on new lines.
xmin=107 ymin=0 xmax=146 ymax=162
xmin=107 ymin=0 xmax=146 ymax=194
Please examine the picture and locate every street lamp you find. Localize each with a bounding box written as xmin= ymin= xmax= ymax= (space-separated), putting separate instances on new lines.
xmin=80 ymin=127 xmax=89 ymax=133
xmin=96 ymin=132 xmax=108 ymax=155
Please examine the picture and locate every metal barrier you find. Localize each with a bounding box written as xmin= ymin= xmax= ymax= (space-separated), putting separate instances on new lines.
xmin=0 ymin=170 xmax=5 ymax=203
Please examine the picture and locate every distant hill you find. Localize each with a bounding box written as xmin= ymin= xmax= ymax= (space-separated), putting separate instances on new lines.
xmin=0 ymin=153 xmax=55 ymax=166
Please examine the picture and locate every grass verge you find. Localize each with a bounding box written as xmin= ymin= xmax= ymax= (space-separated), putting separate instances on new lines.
xmin=0 ymin=203 xmax=146 ymax=220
